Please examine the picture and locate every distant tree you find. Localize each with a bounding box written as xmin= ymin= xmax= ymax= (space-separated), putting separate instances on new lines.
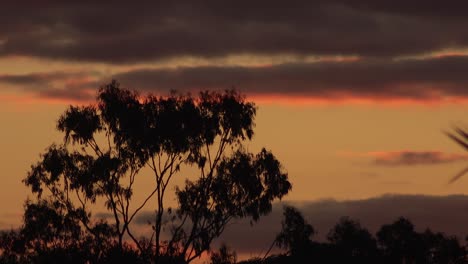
xmin=239 ymin=214 xmax=467 ymax=264
xmin=3 ymin=80 xmax=291 ymax=263
xmin=327 ymin=216 xmax=378 ymax=263
xmin=420 ymin=229 xmax=466 ymax=264
xmin=274 ymin=206 xmax=314 ymax=260
xmin=377 ymin=217 xmax=467 ymax=264
xmin=377 ymin=217 xmax=424 ymax=264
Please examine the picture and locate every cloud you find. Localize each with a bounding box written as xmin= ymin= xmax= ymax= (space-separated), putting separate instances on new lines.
xmin=133 ymin=211 xmax=156 ymax=226
xmin=335 ymin=1 xmax=468 ymax=19
xmin=369 ymin=151 xmax=468 ymax=166
xmin=0 ymin=72 xmax=75 ymax=86
xmin=2 ymin=2 xmax=468 ymax=63
xmin=112 ymin=56 xmax=468 ymax=98
xmin=93 ymin=212 xmax=114 ymax=220
xmin=4 ymin=2 xmax=468 ymax=104
xmin=5 ymin=54 xmax=468 ymax=103
xmin=0 ymin=71 xmax=99 ymax=101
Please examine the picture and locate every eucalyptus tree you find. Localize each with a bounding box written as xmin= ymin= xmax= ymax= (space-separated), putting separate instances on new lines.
xmin=17 ymin=80 xmax=291 ymax=263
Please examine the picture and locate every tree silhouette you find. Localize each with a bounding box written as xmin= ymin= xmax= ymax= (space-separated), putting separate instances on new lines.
xmin=238 ymin=213 xmax=467 ymax=264
xmin=420 ymin=229 xmax=466 ymax=264
xmin=274 ymin=206 xmax=314 ymax=261
xmin=2 ymin=80 xmax=291 ymax=263
xmin=377 ymin=217 xmax=425 ymax=264
xmin=377 ymin=217 xmax=466 ymax=264
xmin=327 ymin=216 xmax=378 ymax=263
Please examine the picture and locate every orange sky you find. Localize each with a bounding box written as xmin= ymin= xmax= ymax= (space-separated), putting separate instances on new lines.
xmin=4 ymin=4 xmax=468 ymax=260
xmin=2 ymin=97 xmax=468 ymax=229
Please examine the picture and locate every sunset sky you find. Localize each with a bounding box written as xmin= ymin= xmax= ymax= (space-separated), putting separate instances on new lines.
xmin=3 ymin=1 xmax=468 ymax=258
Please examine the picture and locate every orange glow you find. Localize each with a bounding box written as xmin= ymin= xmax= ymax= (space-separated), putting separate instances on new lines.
xmin=432 ymin=52 xmax=468 ymax=58
xmin=4 ymin=91 xmax=468 ymax=109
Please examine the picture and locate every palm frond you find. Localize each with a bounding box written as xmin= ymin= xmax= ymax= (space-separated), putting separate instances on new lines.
xmin=445 ymin=130 xmax=468 ymax=151
xmin=448 ymin=166 xmax=468 ymax=184
xmin=454 ymin=127 xmax=468 ymax=140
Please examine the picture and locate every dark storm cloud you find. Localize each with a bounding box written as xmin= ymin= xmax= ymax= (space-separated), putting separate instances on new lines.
xmin=212 ymin=194 xmax=468 ymax=255
xmin=371 ymin=151 xmax=468 ymax=166
xmin=2 ymin=2 xmax=468 ymax=63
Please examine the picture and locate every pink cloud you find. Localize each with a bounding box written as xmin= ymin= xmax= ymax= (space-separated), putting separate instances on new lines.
xmin=369 ymin=151 xmax=468 ymax=166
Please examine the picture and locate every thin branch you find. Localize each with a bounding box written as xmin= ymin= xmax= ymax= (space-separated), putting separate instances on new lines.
xmin=205 ymin=142 xmax=212 ymax=169
xmin=128 ymin=187 xmax=158 ymax=224
xmin=126 ymin=224 xmax=144 ymax=252
xmin=168 ymin=213 xmax=189 ymax=249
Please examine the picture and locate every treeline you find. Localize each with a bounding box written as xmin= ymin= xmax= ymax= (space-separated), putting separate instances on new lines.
xmin=235 ymin=206 xmax=467 ymax=264
xmin=0 ymin=206 xmax=466 ymax=264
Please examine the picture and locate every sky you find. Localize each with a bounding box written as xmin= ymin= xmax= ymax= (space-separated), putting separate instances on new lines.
xmin=3 ymin=1 xmax=468 ymax=259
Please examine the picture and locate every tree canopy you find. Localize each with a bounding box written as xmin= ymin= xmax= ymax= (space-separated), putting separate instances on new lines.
xmin=0 ymin=80 xmax=291 ymax=263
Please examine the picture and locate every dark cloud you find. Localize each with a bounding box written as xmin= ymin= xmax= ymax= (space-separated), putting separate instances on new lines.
xmin=94 ymin=212 xmax=114 ymax=220
xmin=5 ymin=55 xmax=468 ymax=102
xmin=0 ymin=71 xmax=98 ymax=101
xmin=213 ymin=194 xmax=468 ymax=255
xmin=2 ymin=2 xmax=468 ymax=63
xmin=133 ymin=211 xmax=156 ymax=226
xmin=0 ymin=72 xmax=73 ymax=86
xmin=112 ymin=55 xmax=468 ymax=100
xmin=335 ymin=1 xmax=468 ymax=19
xmin=371 ymin=151 xmax=468 ymax=166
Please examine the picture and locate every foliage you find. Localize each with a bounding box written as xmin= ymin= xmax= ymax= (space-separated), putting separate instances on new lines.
xmin=327 ymin=216 xmax=378 ymax=263
xmin=274 ymin=206 xmax=314 ymax=257
xmin=0 ymin=80 xmax=291 ymax=263
xmin=377 ymin=217 xmax=422 ymax=263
